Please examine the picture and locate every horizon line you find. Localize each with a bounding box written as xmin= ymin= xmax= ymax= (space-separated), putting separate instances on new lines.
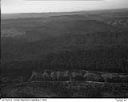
xmin=1 ymin=8 xmax=128 ymax=15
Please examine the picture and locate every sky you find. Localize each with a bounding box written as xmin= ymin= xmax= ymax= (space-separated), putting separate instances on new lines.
xmin=1 ymin=0 xmax=128 ymax=14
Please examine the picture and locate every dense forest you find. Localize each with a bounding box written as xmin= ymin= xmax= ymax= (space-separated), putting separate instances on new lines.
xmin=1 ymin=9 xmax=128 ymax=97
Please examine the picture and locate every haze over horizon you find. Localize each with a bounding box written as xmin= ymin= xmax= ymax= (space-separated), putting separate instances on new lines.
xmin=1 ymin=0 xmax=128 ymax=14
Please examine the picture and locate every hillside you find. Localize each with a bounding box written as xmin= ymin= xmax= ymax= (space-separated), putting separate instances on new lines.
xmin=1 ymin=9 xmax=128 ymax=97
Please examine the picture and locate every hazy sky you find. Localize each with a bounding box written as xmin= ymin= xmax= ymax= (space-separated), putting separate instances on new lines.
xmin=1 ymin=0 xmax=128 ymax=13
